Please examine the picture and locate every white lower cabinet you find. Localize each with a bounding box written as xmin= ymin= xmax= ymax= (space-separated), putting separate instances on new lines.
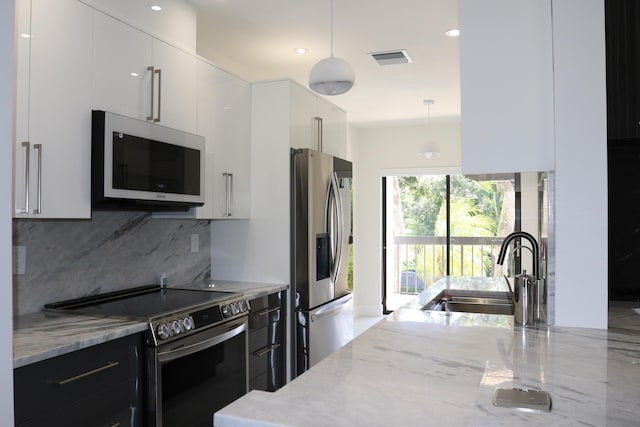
xmin=13 ymin=0 xmax=93 ymax=219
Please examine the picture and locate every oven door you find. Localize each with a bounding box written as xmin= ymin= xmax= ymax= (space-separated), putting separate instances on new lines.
xmin=148 ymin=316 xmax=248 ymax=427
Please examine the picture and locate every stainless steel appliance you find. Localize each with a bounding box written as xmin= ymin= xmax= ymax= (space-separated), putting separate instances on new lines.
xmin=291 ymin=148 xmax=353 ymax=377
xmin=92 ymin=110 xmax=206 ymax=211
xmin=45 ymin=286 xmax=250 ymax=427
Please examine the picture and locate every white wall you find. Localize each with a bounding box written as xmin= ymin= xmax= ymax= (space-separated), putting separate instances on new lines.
xmin=1 ymin=0 xmax=15 ymax=424
xmin=552 ymin=0 xmax=608 ymax=328
xmin=351 ymin=122 xmax=461 ymax=316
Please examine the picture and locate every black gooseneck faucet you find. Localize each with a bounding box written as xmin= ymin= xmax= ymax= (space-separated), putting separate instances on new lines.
xmin=496 ymin=231 xmax=539 ymax=279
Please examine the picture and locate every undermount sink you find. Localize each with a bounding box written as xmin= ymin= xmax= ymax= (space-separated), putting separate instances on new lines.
xmin=422 ymin=289 xmax=514 ymax=315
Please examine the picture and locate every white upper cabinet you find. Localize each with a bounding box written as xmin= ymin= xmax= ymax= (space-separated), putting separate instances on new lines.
xmin=91 ymin=10 xmax=197 ymax=134
xmin=14 ymin=0 xmax=93 ymax=218
xmin=289 ymin=82 xmax=346 ymax=157
xmin=459 ymin=0 xmax=555 ymax=174
xmin=151 ymin=39 xmax=198 ymax=134
xmin=91 ymin=11 xmax=152 ymax=122
xmin=194 ymin=60 xmax=251 ymax=219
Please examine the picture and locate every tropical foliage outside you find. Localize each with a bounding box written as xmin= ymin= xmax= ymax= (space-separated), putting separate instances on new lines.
xmin=393 ymin=175 xmax=514 ymax=294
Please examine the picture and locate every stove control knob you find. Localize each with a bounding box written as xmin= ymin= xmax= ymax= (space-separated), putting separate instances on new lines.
xmin=157 ymin=323 xmax=170 ymax=340
xmin=171 ymin=320 xmax=182 ymax=335
xmin=240 ymin=301 xmax=248 ymax=312
xmin=233 ymin=302 xmax=240 ymax=315
xmin=183 ymin=317 xmax=193 ymax=331
xmin=222 ymin=304 xmax=233 ymax=318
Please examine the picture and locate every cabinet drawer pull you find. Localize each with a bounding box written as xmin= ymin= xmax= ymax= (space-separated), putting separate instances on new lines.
xmin=51 ymin=361 xmax=119 ymax=386
xmin=254 ymin=307 xmax=280 ymax=317
xmin=110 ymin=423 xmax=121 ymax=427
xmin=253 ymin=343 xmax=281 ymax=357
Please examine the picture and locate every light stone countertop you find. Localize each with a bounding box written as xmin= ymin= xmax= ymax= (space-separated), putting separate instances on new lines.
xmin=214 ymin=277 xmax=640 ymax=427
xmin=13 ymin=281 xmax=288 ymax=368
xmin=13 ymin=312 xmax=147 ymax=368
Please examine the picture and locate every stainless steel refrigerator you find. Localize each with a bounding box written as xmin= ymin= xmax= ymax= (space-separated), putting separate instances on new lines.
xmin=291 ymin=148 xmax=353 ymax=377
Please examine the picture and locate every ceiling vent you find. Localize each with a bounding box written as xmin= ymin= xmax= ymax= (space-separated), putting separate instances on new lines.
xmin=369 ymin=49 xmax=413 ymax=65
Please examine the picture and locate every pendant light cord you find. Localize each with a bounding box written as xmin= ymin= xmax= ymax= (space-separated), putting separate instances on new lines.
xmin=330 ymin=0 xmax=334 ymax=57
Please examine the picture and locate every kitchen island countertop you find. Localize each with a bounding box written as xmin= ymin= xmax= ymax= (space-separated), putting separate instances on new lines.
xmin=215 ymin=277 xmax=640 ymax=426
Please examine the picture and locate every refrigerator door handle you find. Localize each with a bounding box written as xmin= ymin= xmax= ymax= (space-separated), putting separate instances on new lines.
xmin=328 ymin=172 xmax=344 ymax=284
xmin=310 ymin=295 xmax=353 ymax=322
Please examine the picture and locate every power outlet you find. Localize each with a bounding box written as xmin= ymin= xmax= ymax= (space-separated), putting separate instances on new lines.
xmin=190 ymin=234 xmax=199 ymax=253
xmin=13 ymin=246 xmax=26 ymax=275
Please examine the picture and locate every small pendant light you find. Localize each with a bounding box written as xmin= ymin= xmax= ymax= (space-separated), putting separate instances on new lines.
xmin=309 ymin=0 xmax=355 ymax=96
xmin=419 ymin=100 xmax=441 ymax=159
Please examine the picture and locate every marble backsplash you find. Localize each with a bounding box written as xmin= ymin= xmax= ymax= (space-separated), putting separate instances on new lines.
xmin=12 ymin=211 xmax=211 ymax=315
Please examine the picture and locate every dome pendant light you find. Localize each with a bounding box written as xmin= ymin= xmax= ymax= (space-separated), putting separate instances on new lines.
xmin=309 ymin=0 xmax=355 ymax=96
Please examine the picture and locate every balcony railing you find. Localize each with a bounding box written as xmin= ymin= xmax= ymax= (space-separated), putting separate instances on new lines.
xmin=392 ymin=235 xmax=506 ymax=294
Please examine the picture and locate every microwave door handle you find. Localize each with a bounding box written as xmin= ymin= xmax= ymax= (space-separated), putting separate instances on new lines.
xmin=155 ymin=68 xmax=161 ymax=122
xmin=147 ymin=66 xmax=155 ymax=121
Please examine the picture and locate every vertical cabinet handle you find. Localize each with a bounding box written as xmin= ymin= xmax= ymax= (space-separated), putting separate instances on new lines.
xmin=155 ymin=68 xmax=162 ymax=123
xmin=314 ymin=117 xmax=323 ymax=151
xmin=147 ymin=66 xmax=155 ymax=121
xmin=319 ymin=117 xmax=323 ymax=152
xmin=33 ymin=143 xmax=42 ymax=214
xmin=147 ymin=66 xmax=162 ymax=122
xmin=18 ymin=141 xmax=30 ymax=214
xmin=223 ymin=172 xmax=233 ymax=217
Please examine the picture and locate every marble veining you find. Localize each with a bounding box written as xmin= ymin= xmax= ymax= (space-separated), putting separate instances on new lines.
xmin=13 ymin=211 xmax=211 ymax=315
xmin=13 ymin=311 xmax=147 ymax=368
xmin=215 ymin=281 xmax=640 ymax=427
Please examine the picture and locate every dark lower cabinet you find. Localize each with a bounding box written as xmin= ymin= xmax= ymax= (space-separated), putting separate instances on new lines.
xmin=14 ymin=333 xmax=144 ymax=427
xmin=248 ymin=291 xmax=286 ymax=392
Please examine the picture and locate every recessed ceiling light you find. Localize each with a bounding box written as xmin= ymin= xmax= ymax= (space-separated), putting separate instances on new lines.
xmin=445 ymin=28 xmax=460 ymax=37
xmin=130 ymin=72 xmax=139 ymax=77
xmin=151 ymin=5 xmax=162 ymax=11
xmin=20 ymin=33 xmax=31 ymax=38
xmin=295 ymin=48 xmax=308 ymax=55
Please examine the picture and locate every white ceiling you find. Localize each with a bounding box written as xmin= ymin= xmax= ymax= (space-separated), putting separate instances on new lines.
xmin=188 ymin=0 xmax=460 ymax=127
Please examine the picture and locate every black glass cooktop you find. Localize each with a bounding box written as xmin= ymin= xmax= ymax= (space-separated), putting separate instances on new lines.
xmin=44 ymin=286 xmax=237 ymax=319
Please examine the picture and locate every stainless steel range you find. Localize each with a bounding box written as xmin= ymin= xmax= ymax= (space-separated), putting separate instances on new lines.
xmin=45 ymin=285 xmax=250 ymax=427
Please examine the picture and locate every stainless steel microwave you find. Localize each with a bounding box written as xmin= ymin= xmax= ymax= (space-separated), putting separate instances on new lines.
xmin=91 ymin=110 xmax=205 ymax=211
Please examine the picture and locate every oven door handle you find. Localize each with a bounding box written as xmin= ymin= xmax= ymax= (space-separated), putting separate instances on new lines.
xmin=157 ymin=319 xmax=247 ymax=363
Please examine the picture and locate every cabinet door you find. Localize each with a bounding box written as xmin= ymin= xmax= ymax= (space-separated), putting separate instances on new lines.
xmin=289 ymin=83 xmax=318 ymax=150
xmin=316 ymin=99 xmax=340 ymax=156
xmin=91 ymin=10 xmax=153 ymax=121
xmin=217 ymin=71 xmax=252 ymax=218
xmin=459 ymin=0 xmax=555 ymax=173
xmin=196 ymin=60 xmax=251 ymax=219
xmin=152 ymin=39 xmax=198 ymax=134
xmin=14 ymin=0 xmax=93 ymax=218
